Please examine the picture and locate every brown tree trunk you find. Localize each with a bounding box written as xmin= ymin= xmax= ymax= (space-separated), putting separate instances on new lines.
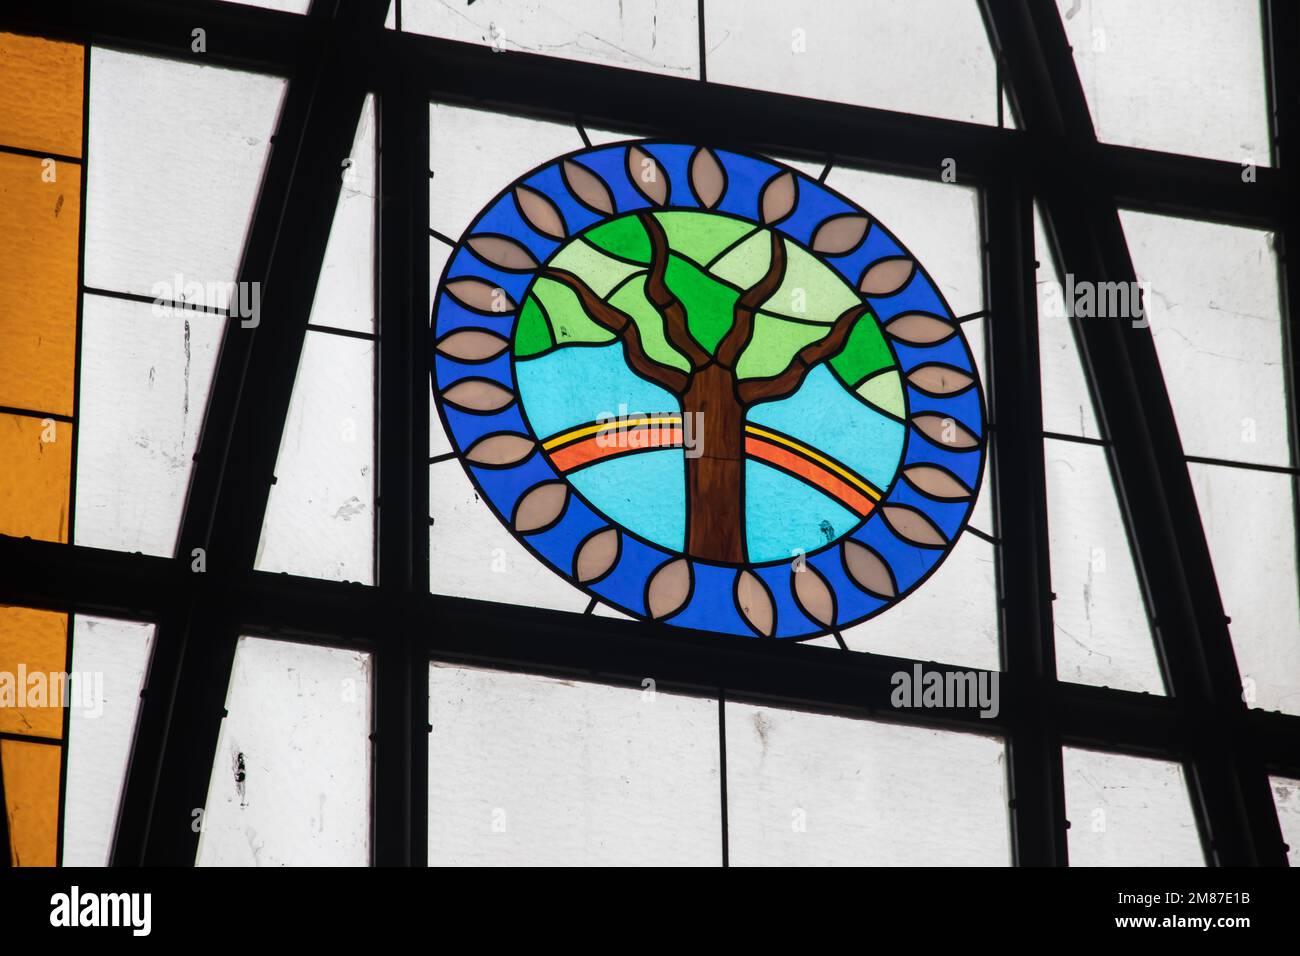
xmin=681 ymin=363 xmax=746 ymax=563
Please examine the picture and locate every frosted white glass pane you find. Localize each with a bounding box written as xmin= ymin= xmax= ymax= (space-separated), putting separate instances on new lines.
xmin=1056 ymin=0 xmax=1269 ymax=164
xmin=823 ymin=167 xmax=984 ymax=321
xmin=590 ymin=602 xmax=634 ymax=620
xmin=1036 ymin=204 xmax=1102 ymax=440
xmin=428 ymin=664 xmax=721 ymax=865
xmin=706 ymin=0 xmax=997 ymax=125
xmin=429 ymin=103 xmax=584 ymax=241
xmin=1271 ymin=776 xmax=1300 ymax=866
xmin=86 ymin=50 xmax=284 ymax=309
xmin=404 ymin=0 xmax=699 ymax=79
xmin=197 ymin=637 xmax=371 ymax=866
xmin=1122 ymin=210 xmax=1286 ymax=467
xmin=310 ymin=94 xmax=376 ymax=335
xmin=1063 ymin=748 xmax=1203 ymax=866
xmin=726 ymin=703 xmax=1009 ymax=865
xmin=429 ymin=460 xmax=590 ymax=613
xmin=823 ymin=165 xmax=989 ymax=416
xmin=219 ymin=0 xmax=310 ymax=12
xmin=257 ymin=331 xmax=375 ymax=583
xmin=62 ymin=615 xmax=153 ymax=867
xmin=1046 ymin=439 xmax=1163 ymax=694
xmin=1189 ymin=462 xmax=1300 ymax=715
xmin=824 ymin=168 xmax=991 ymax=670
xmin=837 ymin=531 xmax=999 ymax=672
xmin=75 ymin=294 xmax=224 ymax=556
xmin=582 ymin=124 xmax=653 ymax=147
xmin=1001 ymin=88 xmax=1017 ymax=130
xmin=384 ymin=0 xmax=395 ymax=30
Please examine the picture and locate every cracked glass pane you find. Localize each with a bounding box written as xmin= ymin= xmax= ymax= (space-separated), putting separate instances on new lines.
xmin=427 ymin=663 xmax=722 ymax=865
xmin=311 ymin=93 xmax=376 ymax=336
xmin=1189 ymin=462 xmax=1300 ymax=716
xmin=403 ymin=0 xmax=699 ymax=79
xmin=1046 ymin=438 xmax=1163 ymax=693
xmin=75 ymin=294 xmax=225 ymax=556
xmin=1056 ymin=0 xmax=1270 ymax=165
xmin=1271 ymin=776 xmax=1300 ymax=866
xmin=197 ymin=637 xmax=372 ymax=866
xmin=1122 ymin=210 xmax=1286 ymax=469
xmin=257 ymin=329 xmax=376 ymax=583
xmin=1035 ymin=204 xmax=1103 ymax=441
xmin=216 ymin=0 xmax=311 ymax=11
xmin=705 ymin=0 xmax=998 ymax=124
xmin=1063 ymin=747 xmax=1203 ymax=866
xmin=63 ymin=615 xmax=154 ymax=866
xmin=726 ymin=702 xmax=1010 ymax=865
xmin=85 ymin=49 xmax=285 ymax=309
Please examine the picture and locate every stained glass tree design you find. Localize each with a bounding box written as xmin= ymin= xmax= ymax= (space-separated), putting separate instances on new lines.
xmin=518 ymin=208 xmax=889 ymax=564
xmin=435 ymin=142 xmax=983 ymax=637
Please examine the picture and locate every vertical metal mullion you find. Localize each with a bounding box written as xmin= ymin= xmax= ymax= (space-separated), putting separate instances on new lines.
xmin=373 ymin=59 xmax=430 ymax=866
xmin=985 ymin=180 xmax=1066 ymax=865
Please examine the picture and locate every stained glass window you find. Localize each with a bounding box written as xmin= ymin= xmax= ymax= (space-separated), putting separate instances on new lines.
xmin=431 ymin=141 xmax=986 ymax=639
xmin=0 ymin=2 xmax=1297 ymax=875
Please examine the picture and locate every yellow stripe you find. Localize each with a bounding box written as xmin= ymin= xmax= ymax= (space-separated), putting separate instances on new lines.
xmin=543 ymin=414 xmax=682 ymax=451
xmin=744 ymin=424 xmax=882 ymax=501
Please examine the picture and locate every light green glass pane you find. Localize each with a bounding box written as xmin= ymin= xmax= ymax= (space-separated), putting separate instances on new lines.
xmin=654 ymin=211 xmax=756 ymax=268
xmin=735 ymin=312 xmax=828 ymax=379
xmin=829 ymin=314 xmax=893 ymax=384
xmin=856 ymin=369 xmax=905 ymax=419
xmin=608 ymin=277 xmax=693 ymax=373
xmin=712 ymin=233 xmax=859 ymax=321
xmin=548 ymin=238 xmax=643 ymax=296
xmin=531 ymin=278 xmax=617 ymax=347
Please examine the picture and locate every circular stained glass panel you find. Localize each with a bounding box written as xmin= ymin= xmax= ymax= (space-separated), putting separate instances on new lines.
xmin=432 ymin=142 xmax=986 ymax=640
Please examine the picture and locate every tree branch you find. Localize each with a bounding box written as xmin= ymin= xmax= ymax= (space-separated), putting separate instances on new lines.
xmin=716 ymin=230 xmax=786 ymax=370
xmin=542 ymin=268 xmax=690 ymax=394
xmin=639 ymin=212 xmax=710 ymax=368
xmin=737 ymin=304 xmax=868 ymax=406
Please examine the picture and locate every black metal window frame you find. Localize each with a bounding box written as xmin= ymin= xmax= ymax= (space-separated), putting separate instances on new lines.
xmin=0 ymin=0 xmax=1297 ymax=867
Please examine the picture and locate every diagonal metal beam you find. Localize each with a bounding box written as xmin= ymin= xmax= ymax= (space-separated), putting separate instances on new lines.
xmin=981 ymin=0 xmax=1287 ymax=865
xmin=112 ymin=0 xmax=388 ymax=866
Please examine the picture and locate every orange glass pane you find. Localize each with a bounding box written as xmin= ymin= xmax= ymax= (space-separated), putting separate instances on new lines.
xmin=1 ymin=739 xmax=61 ymax=866
xmin=0 ymin=413 xmax=72 ymax=542
xmin=0 ymin=33 xmax=83 ymax=158
xmin=0 ymin=152 xmax=81 ymax=415
xmin=0 ymin=606 xmax=68 ymax=738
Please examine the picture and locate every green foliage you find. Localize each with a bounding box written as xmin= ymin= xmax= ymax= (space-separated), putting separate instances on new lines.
xmin=514 ymin=211 xmax=896 ymax=391
xmin=829 ymin=315 xmax=895 ymax=385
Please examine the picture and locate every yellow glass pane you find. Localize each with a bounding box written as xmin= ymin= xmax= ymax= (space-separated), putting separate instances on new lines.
xmin=0 ymin=413 xmax=72 ymax=542
xmin=0 ymin=33 xmax=83 ymax=158
xmin=1 ymin=739 xmax=61 ymax=866
xmin=0 ymin=606 xmax=68 ymax=738
xmin=0 ymin=152 xmax=81 ymax=415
